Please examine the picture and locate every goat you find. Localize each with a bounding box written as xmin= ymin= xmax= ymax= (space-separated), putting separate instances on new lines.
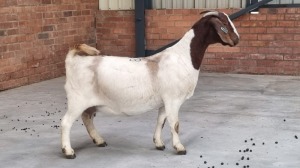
xmin=61 ymin=11 xmax=239 ymax=159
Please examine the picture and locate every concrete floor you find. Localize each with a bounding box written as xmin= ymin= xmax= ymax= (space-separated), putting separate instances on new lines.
xmin=0 ymin=73 xmax=299 ymax=168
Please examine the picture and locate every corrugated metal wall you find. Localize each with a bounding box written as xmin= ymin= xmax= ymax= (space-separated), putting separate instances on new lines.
xmin=99 ymin=0 xmax=300 ymax=10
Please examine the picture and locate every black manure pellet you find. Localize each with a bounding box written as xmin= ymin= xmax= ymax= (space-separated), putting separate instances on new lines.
xmin=252 ymin=143 xmax=255 ymax=146
xmin=200 ymin=155 xmax=203 ymax=158
xmin=295 ymin=135 xmax=298 ymax=139
xmin=275 ymin=141 xmax=278 ymax=144
xmin=204 ymin=161 xmax=207 ymax=164
xmin=247 ymin=157 xmax=250 ymax=160
xmin=241 ymin=156 xmax=245 ymax=160
xmin=221 ymin=162 xmax=224 ymax=165
xmin=236 ymin=163 xmax=239 ymax=166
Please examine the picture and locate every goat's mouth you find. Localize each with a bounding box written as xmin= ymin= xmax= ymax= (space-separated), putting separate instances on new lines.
xmin=227 ymin=38 xmax=239 ymax=47
xmin=232 ymin=37 xmax=240 ymax=46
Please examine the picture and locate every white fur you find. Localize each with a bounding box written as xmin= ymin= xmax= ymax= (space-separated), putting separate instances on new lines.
xmin=61 ymin=30 xmax=198 ymax=157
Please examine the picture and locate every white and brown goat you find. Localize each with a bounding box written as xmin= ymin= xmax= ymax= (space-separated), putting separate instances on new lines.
xmin=61 ymin=11 xmax=239 ymax=159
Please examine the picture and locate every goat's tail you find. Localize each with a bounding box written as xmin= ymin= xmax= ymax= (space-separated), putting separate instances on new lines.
xmin=68 ymin=44 xmax=100 ymax=57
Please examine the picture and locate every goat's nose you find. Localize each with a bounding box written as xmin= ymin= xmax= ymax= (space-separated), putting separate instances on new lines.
xmin=233 ymin=36 xmax=239 ymax=46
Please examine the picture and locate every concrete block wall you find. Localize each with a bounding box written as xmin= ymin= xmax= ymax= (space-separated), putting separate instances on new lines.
xmin=0 ymin=0 xmax=98 ymax=91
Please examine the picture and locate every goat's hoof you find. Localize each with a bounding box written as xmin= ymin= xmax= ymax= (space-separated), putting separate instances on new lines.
xmin=177 ymin=150 xmax=187 ymax=155
xmin=62 ymin=148 xmax=76 ymax=159
xmin=65 ymin=154 xmax=76 ymax=159
xmin=97 ymin=142 xmax=108 ymax=147
xmin=156 ymin=145 xmax=166 ymax=151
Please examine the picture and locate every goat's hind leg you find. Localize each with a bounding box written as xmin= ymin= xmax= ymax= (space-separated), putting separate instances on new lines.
xmin=61 ymin=104 xmax=86 ymax=159
xmin=153 ymin=107 xmax=167 ymax=150
xmin=81 ymin=107 xmax=107 ymax=147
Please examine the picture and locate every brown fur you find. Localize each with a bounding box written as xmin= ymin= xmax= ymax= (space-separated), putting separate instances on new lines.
xmin=190 ymin=12 xmax=239 ymax=70
xmin=146 ymin=54 xmax=162 ymax=78
xmin=73 ymin=44 xmax=100 ymax=56
xmin=175 ymin=121 xmax=179 ymax=134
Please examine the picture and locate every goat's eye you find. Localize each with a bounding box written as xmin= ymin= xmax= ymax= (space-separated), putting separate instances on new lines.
xmin=221 ymin=27 xmax=228 ymax=34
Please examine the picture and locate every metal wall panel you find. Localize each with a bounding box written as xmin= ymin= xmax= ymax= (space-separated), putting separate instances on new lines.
xmin=108 ymin=0 xmax=119 ymax=10
xmin=241 ymin=0 xmax=246 ymax=8
xmin=229 ymin=0 xmax=244 ymax=8
xmin=118 ymin=0 xmax=134 ymax=10
xmin=268 ymin=0 xmax=280 ymax=4
xmin=162 ymin=0 xmax=172 ymax=9
xmin=99 ymin=0 xmax=109 ymax=10
xmin=99 ymin=0 xmax=133 ymax=10
xmin=183 ymin=0 xmax=195 ymax=9
xmin=218 ymin=0 xmax=229 ymax=8
xmin=99 ymin=0 xmax=250 ymax=10
xmin=195 ymin=0 xmax=206 ymax=8
xmin=173 ymin=0 xmax=183 ymax=9
xmin=206 ymin=0 xmax=218 ymax=8
xmin=153 ymin=0 xmax=162 ymax=9
xmin=280 ymin=0 xmax=293 ymax=3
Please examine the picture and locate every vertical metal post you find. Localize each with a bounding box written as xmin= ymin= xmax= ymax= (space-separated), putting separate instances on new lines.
xmin=135 ymin=0 xmax=145 ymax=57
xmin=252 ymin=0 xmax=259 ymax=4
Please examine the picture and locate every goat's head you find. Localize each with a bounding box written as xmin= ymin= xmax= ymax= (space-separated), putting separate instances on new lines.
xmin=194 ymin=11 xmax=239 ymax=47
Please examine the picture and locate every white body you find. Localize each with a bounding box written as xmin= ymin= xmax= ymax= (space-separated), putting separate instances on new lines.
xmin=65 ymin=30 xmax=198 ymax=116
xmin=62 ymin=30 xmax=197 ymax=157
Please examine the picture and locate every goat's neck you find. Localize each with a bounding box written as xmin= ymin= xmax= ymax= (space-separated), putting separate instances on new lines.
xmin=172 ymin=29 xmax=209 ymax=71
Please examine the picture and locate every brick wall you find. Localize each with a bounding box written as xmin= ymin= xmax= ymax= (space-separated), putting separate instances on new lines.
xmin=2 ymin=6 xmax=300 ymax=90
xmin=97 ymin=8 xmax=300 ymax=75
xmin=96 ymin=10 xmax=135 ymax=56
xmin=0 ymin=0 xmax=98 ymax=91
xmin=146 ymin=8 xmax=300 ymax=75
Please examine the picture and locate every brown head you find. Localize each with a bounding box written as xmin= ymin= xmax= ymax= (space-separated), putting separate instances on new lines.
xmin=190 ymin=11 xmax=240 ymax=70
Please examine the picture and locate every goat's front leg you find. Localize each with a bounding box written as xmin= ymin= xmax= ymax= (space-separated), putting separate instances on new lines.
xmin=164 ymin=101 xmax=186 ymax=155
xmin=82 ymin=107 xmax=107 ymax=147
xmin=153 ymin=107 xmax=167 ymax=150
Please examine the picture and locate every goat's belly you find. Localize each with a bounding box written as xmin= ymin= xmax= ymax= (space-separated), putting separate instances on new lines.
xmin=99 ymin=94 xmax=163 ymax=116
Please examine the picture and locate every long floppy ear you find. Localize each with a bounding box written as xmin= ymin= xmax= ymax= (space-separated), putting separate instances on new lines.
xmin=210 ymin=17 xmax=234 ymax=46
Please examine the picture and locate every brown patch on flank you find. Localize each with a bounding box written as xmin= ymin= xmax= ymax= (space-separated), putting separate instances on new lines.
xmin=146 ymin=54 xmax=162 ymax=78
xmin=175 ymin=121 xmax=179 ymax=134
xmin=88 ymin=57 xmax=102 ymax=94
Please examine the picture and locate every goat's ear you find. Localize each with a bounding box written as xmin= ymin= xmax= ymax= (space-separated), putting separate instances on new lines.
xmin=210 ymin=17 xmax=233 ymax=45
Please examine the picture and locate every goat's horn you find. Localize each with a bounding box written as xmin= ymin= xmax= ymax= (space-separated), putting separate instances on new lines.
xmin=200 ymin=10 xmax=219 ymax=17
